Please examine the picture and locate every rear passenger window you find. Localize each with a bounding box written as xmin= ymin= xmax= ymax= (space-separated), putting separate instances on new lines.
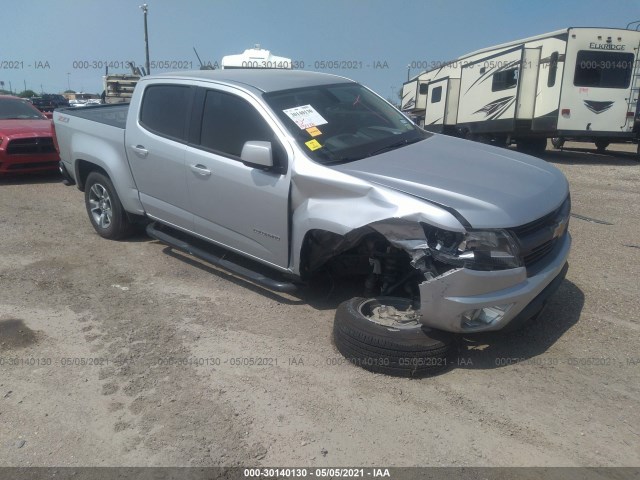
xmin=200 ymin=90 xmax=281 ymax=160
xmin=139 ymin=85 xmax=191 ymax=141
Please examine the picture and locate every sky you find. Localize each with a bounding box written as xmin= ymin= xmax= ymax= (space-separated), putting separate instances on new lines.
xmin=1 ymin=0 xmax=638 ymax=101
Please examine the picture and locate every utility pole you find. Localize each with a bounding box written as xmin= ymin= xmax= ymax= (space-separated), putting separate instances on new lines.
xmin=140 ymin=4 xmax=150 ymax=75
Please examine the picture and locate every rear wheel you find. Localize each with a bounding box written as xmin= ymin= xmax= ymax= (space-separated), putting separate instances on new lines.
xmin=84 ymin=171 xmax=134 ymax=240
xmin=333 ymin=297 xmax=455 ymax=377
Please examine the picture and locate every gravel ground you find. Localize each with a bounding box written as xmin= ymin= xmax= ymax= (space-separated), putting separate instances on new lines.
xmin=0 ymin=141 xmax=639 ymax=468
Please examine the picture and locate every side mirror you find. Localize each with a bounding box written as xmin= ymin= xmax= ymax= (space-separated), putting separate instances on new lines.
xmin=240 ymin=141 xmax=274 ymax=169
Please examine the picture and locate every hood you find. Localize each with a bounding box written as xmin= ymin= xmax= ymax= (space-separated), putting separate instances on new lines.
xmin=329 ymin=134 xmax=569 ymax=229
xmin=0 ymin=119 xmax=53 ymax=137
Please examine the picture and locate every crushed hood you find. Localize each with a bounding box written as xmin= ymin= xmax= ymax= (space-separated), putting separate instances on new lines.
xmin=329 ymin=134 xmax=569 ymax=229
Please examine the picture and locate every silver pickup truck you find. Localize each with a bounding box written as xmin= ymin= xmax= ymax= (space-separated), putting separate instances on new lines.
xmin=54 ymin=70 xmax=571 ymax=375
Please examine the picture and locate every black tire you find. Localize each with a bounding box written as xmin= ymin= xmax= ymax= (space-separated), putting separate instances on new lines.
xmin=595 ymin=140 xmax=609 ymax=152
xmin=333 ymin=297 xmax=455 ymax=377
xmin=84 ymin=171 xmax=134 ymax=240
xmin=551 ymin=137 xmax=565 ymax=149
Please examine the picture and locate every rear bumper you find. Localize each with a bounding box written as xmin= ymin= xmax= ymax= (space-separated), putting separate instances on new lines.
xmin=418 ymin=232 xmax=571 ymax=333
xmin=555 ymin=130 xmax=636 ymax=140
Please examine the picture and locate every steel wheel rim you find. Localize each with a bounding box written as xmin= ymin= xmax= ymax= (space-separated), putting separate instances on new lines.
xmin=88 ymin=183 xmax=113 ymax=229
xmin=358 ymin=298 xmax=421 ymax=329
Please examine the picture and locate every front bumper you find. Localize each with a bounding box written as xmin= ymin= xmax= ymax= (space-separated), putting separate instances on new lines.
xmin=0 ymin=152 xmax=59 ymax=174
xmin=418 ymin=232 xmax=571 ymax=333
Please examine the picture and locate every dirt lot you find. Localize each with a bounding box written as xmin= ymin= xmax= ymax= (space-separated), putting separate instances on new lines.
xmin=1 ymin=141 xmax=639 ymax=468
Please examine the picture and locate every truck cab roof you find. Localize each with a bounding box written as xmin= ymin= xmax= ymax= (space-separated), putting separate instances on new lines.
xmin=142 ymin=69 xmax=354 ymax=93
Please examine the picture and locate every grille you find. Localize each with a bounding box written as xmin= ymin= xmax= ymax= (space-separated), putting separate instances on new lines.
xmin=6 ymin=137 xmax=56 ymax=155
xmin=523 ymin=238 xmax=558 ymax=266
xmin=511 ymin=205 xmax=562 ymax=237
xmin=510 ymin=197 xmax=570 ymax=270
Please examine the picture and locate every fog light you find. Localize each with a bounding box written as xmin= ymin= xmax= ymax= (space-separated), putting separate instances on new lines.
xmin=461 ymin=304 xmax=514 ymax=329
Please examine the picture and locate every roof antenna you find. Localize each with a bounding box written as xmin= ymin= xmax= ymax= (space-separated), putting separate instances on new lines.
xmin=193 ymin=47 xmax=204 ymax=68
xmin=193 ymin=47 xmax=214 ymax=70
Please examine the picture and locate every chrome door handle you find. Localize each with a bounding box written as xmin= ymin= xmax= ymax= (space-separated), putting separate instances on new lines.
xmin=130 ymin=145 xmax=148 ymax=158
xmin=190 ymin=164 xmax=211 ymax=177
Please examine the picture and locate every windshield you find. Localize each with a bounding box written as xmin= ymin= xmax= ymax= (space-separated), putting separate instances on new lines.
xmin=0 ymin=97 xmax=46 ymax=120
xmin=264 ymin=82 xmax=430 ymax=164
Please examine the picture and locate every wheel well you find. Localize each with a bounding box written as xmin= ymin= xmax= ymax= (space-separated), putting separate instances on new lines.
xmin=76 ymin=160 xmax=108 ymax=192
xmin=298 ymin=228 xmax=392 ymax=280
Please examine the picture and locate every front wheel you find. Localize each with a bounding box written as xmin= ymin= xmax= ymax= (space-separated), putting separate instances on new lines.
xmin=84 ymin=171 xmax=134 ymax=240
xmin=333 ymin=297 xmax=454 ymax=377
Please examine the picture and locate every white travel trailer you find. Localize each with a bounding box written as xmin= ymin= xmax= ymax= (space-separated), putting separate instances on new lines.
xmin=402 ymin=27 xmax=640 ymax=153
xmin=221 ymin=45 xmax=292 ymax=70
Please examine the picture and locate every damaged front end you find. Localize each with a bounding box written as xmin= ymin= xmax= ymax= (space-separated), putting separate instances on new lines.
xmin=301 ymin=215 xmax=570 ymax=333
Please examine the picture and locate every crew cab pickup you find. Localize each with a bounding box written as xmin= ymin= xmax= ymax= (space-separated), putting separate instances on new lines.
xmin=54 ymin=70 xmax=570 ymax=335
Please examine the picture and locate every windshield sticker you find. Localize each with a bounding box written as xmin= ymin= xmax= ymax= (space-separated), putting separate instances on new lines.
xmin=306 ymin=126 xmax=322 ymax=137
xmin=305 ymin=139 xmax=322 ymax=151
xmin=283 ymin=105 xmax=328 ymax=129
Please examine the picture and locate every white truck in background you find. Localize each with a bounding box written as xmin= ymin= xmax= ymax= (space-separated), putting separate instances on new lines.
xmin=221 ymin=45 xmax=292 ymax=70
xmin=402 ymin=27 xmax=640 ymax=154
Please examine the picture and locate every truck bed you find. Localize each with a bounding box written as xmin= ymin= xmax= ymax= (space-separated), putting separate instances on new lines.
xmin=53 ymin=103 xmax=144 ymax=215
xmin=57 ymin=104 xmax=129 ymax=129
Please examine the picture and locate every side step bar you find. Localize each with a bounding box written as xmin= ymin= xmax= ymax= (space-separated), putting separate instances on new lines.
xmin=146 ymin=222 xmax=298 ymax=293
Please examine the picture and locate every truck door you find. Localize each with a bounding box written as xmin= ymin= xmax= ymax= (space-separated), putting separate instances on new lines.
xmin=125 ymin=84 xmax=194 ymax=230
xmin=184 ymin=87 xmax=291 ymax=269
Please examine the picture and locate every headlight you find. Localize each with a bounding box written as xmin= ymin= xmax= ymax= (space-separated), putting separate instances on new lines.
xmin=423 ymin=226 xmax=522 ymax=271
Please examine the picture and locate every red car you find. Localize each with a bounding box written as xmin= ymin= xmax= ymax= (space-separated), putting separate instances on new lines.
xmin=0 ymin=95 xmax=60 ymax=174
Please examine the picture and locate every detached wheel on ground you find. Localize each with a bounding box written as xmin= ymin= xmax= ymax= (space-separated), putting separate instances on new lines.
xmin=333 ymin=297 xmax=455 ymax=377
xmin=84 ymin=171 xmax=135 ymax=240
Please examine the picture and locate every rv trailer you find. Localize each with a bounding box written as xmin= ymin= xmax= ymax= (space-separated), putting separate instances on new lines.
xmin=402 ymin=27 xmax=640 ymax=153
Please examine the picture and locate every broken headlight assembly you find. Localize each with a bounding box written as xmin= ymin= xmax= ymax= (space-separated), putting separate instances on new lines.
xmin=422 ymin=225 xmax=522 ymax=271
